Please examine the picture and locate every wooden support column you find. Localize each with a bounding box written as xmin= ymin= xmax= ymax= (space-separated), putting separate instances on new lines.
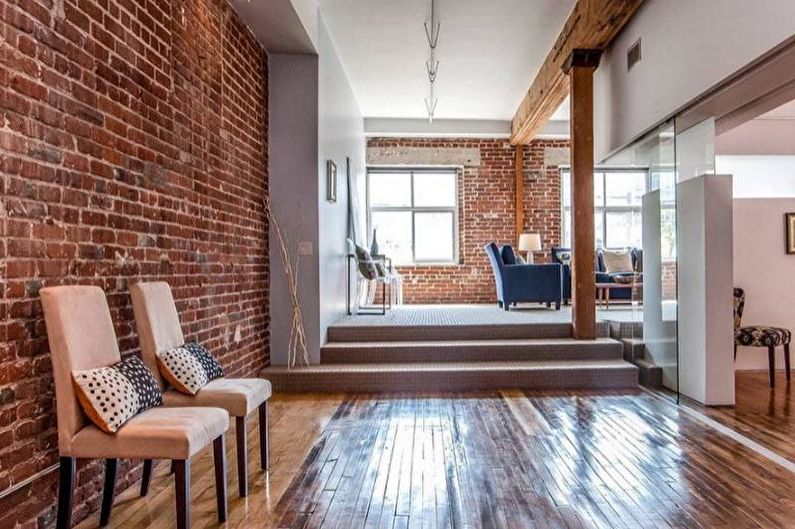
xmin=565 ymin=49 xmax=601 ymax=340
xmin=514 ymin=144 xmax=525 ymax=242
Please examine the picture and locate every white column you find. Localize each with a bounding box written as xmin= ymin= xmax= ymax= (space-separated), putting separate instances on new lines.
xmin=677 ymin=174 xmax=734 ymax=405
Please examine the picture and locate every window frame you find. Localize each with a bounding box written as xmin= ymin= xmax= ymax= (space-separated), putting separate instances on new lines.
xmin=366 ymin=167 xmax=460 ymax=265
xmin=561 ymin=167 xmax=650 ymax=249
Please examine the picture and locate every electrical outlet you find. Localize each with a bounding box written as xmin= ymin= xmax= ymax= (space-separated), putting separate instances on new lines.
xmin=298 ymin=241 xmax=313 ymax=255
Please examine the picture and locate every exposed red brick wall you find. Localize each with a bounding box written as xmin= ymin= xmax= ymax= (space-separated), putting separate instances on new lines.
xmin=366 ymin=138 xmax=568 ymax=304
xmin=0 ymin=1 xmax=268 ymax=527
xmin=662 ymin=261 xmax=677 ymax=299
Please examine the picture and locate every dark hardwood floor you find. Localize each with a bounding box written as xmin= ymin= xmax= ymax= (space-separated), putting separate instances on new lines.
xmin=687 ymin=370 xmax=794 ymax=463
xmin=274 ymin=390 xmax=795 ymax=529
xmin=76 ymin=389 xmax=795 ymax=529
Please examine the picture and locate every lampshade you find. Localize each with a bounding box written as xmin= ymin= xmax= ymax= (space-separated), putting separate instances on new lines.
xmin=518 ymin=233 xmax=542 ymax=252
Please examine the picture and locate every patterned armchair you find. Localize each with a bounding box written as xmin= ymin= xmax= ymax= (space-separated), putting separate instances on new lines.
xmin=734 ymin=287 xmax=792 ymax=388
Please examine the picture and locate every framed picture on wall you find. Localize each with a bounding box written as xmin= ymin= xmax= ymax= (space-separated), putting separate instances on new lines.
xmin=326 ymin=160 xmax=338 ymax=203
xmin=786 ymin=213 xmax=795 ymax=254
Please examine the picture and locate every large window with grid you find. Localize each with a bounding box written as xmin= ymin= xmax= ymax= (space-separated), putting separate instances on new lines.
xmin=366 ymin=168 xmax=458 ymax=265
xmin=561 ymin=169 xmax=648 ymax=249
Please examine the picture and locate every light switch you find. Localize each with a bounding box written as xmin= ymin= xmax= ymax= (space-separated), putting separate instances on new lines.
xmin=298 ymin=241 xmax=313 ymax=255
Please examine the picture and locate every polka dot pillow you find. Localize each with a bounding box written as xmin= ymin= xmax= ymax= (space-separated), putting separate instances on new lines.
xmin=72 ymin=356 xmax=163 ymax=434
xmin=157 ymin=342 xmax=225 ymax=395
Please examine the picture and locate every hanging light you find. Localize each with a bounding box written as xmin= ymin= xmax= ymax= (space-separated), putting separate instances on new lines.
xmin=423 ymin=0 xmax=441 ymax=123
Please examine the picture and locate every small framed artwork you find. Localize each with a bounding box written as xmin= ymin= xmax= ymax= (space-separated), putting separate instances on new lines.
xmin=326 ymin=160 xmax=337 ymax=203
xmin=786 ymin=213 xmax=795 ymax=254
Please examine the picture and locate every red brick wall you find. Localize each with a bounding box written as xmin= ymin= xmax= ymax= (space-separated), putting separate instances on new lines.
xmin=0 ymin=1 xmax=269 ymax=527
xmin=366 ymin=138 xmax=568 ymax=304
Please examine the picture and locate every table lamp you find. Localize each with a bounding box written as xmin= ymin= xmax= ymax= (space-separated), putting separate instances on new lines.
xmin=518 ymin=233 xmax=542 ymax=264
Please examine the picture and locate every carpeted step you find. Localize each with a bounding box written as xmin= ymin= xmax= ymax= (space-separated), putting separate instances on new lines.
xmin=262 ymin=360 xmax=639 ymax=393
xmin=635 ymin=359 xmax=663 ymax=388
xmin=321 ymin=337 xmax=623 ymax=364
xmin=328 ymin=321 xmax=611 ymax=342
xmin=620 ymin=337 xmax=646 ymax=362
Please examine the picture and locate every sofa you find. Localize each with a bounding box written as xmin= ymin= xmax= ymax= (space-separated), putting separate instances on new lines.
xmin=484 ymin=243 xmax=562 ymax=310
xmin=551 ymin=247 xmax=642 ymax=303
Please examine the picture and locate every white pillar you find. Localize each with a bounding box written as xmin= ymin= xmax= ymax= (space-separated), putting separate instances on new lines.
xmin=677 ymin=174 xmax=734 ymax=405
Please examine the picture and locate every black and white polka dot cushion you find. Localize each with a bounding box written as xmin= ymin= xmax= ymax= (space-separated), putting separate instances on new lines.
xmin=157 ymin=342 xmax=224 ymax=395
xmin=72 ymin=356 xmax=163 ymax=434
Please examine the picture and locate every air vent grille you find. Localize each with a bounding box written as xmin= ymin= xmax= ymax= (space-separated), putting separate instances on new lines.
xmin=627 ymin=38 xmax=641 ymax=71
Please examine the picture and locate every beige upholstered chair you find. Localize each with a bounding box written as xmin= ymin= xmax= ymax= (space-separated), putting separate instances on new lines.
xmin=130 ymin=281 xmax=271 ymax=497
xmin=41 ymin=286 xmax=229 ymax=529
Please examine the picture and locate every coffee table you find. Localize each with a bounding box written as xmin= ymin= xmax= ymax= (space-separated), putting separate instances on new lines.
xmin=596 ymin=282 xmax=640 ymax=309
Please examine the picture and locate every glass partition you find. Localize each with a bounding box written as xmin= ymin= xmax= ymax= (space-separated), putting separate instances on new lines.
xmin=601 ymin=121 xmax=679 ymax=400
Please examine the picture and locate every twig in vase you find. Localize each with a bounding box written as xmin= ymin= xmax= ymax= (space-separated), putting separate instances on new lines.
xmin=263 ymin=196 xmax=309 ymax=368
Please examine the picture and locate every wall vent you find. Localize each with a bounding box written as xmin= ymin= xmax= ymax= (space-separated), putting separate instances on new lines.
xmin=627 ymin=38 xmax=642 ymax=71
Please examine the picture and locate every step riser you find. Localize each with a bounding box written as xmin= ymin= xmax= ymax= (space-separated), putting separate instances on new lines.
xmin=328 ymin=323 xmax=611 ymax=342
xmin=268 ymin=367 xmax=638 ymax=393
xmin=322 ymin=343 xmax=623 ymax=364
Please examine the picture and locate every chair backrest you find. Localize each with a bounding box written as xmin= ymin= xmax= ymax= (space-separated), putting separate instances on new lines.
xmin=484 ymin=243 xmax=505 ymax=296
xmin=500 ymin=245 xmax=518 ymax=265
xmin=733 ymin=288 xmax=745 ymax=330
xmin=40 ymin=286 xmax=122 ymax=453
xmin=130 ymin=281 xmax=185 ymax=389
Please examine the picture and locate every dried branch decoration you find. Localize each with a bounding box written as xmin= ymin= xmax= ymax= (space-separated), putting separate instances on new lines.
xmin=263 ymin=196 xmax=309 ymax=368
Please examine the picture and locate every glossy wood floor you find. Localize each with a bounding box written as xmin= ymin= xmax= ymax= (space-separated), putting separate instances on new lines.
xmin=75 ymin=390 xmax=795 ymax=529
xmin=687 ymin=370 xmax=794 ymax=463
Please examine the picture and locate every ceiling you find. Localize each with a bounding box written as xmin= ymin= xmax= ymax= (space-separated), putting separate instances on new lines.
xmin=758 ymin=98 xmax=795 ymax=119
xmin=319 ymin=0 xmax=574 ymax=122
xmin=716 ymin=98 xmax=795 ymax=155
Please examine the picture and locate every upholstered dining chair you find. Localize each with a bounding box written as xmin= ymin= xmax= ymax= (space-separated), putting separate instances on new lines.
xmin=734 ymin=288 xmax=792 ymax=388
xmin=41 ymin=286 xmax=229 ymax=529
xmin=130 ymin=281 xmax=271 ymax=497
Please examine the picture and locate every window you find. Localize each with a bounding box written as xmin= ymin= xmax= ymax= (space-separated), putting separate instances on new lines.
xmin=367 ymin=168 xmax=458 ymax=265
xmin=561 ymin=169 xmax=648 ymax=249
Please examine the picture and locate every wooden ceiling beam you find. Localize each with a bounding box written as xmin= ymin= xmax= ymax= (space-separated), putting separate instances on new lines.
xmin=510 ymin=0 xmax=644 ymax=145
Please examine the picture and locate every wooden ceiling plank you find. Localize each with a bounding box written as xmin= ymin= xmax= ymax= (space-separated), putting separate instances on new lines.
xmin=510 ymin=0 xmax=644 ymax=145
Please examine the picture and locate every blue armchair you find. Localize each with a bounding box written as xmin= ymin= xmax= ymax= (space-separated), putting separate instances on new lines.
xmin=484 ymin=243 xmax=562 ymax=310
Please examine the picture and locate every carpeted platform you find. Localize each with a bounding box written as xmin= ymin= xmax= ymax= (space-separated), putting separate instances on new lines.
xmin=264 ymin=304 xmax=640 ymax=392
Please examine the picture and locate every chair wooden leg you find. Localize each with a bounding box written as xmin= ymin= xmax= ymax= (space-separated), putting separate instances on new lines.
xmin=100 ymin=458 xmax=117 ymax=527
xmin=140 ymin=459 xmax=153 ymax=497
xmin=259 ymin=401 xmax=270 ymax=470
xmin=785 ymin=343 xmax=791 ymax=382
xmin=213 ymin=435 xmax=228 ymax=523
xmin=236 ymin=416 xmax=249 ymax=497
xmin=56 ymin=457 xmax=76 ymax=529
xmin=173 ymin=460 xmax=190 ymax=529
xmin=734 ymin=343 xmax=737 ymax=361
xmin=170 ymin=460 xmax=177 ymax=474
xmin=768 ymin=345 xmax=776 ymax=388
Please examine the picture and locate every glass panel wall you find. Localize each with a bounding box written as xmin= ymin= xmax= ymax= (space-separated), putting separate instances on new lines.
xmin=601 ymin=121 xmax=679 ymax=400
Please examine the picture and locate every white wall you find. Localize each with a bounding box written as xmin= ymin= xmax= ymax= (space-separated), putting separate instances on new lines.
xmin=269 ymin=54 xmax=321 ymax=366
xmin=717 ymin=155 xmax=795 ymax=197
xmin=594 ymin=0 xmax=795 ymax=162
xmin=318 ymin=16 xmax=366 ymax=349
xmin=733 ymin=199 xmax=795 ymax=371
xmin=677 ymin=174 xmax=735 ymax=405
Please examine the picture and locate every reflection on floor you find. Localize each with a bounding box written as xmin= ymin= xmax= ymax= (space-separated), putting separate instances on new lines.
xmin=80 ymin=390 xmax=795 ymax=529
xmin=688 ymin=371 xmax=794 ymax=463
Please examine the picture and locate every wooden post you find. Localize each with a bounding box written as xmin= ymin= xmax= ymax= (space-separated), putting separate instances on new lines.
xmin=564 ymin=49 xmax=601 ymax=340
xmin=514 ymin=144 xmax=525 ymax=242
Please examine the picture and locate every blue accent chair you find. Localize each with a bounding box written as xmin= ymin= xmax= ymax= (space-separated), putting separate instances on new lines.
xmin=484 ymin=243 xmax=562 ymax=311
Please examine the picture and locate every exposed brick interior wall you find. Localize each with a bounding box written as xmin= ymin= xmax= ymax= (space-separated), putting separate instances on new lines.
xmin=0 ymin=1 xmax=268 ymax=527
xmin=366 ymin=138 xmax=568 ymax=304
